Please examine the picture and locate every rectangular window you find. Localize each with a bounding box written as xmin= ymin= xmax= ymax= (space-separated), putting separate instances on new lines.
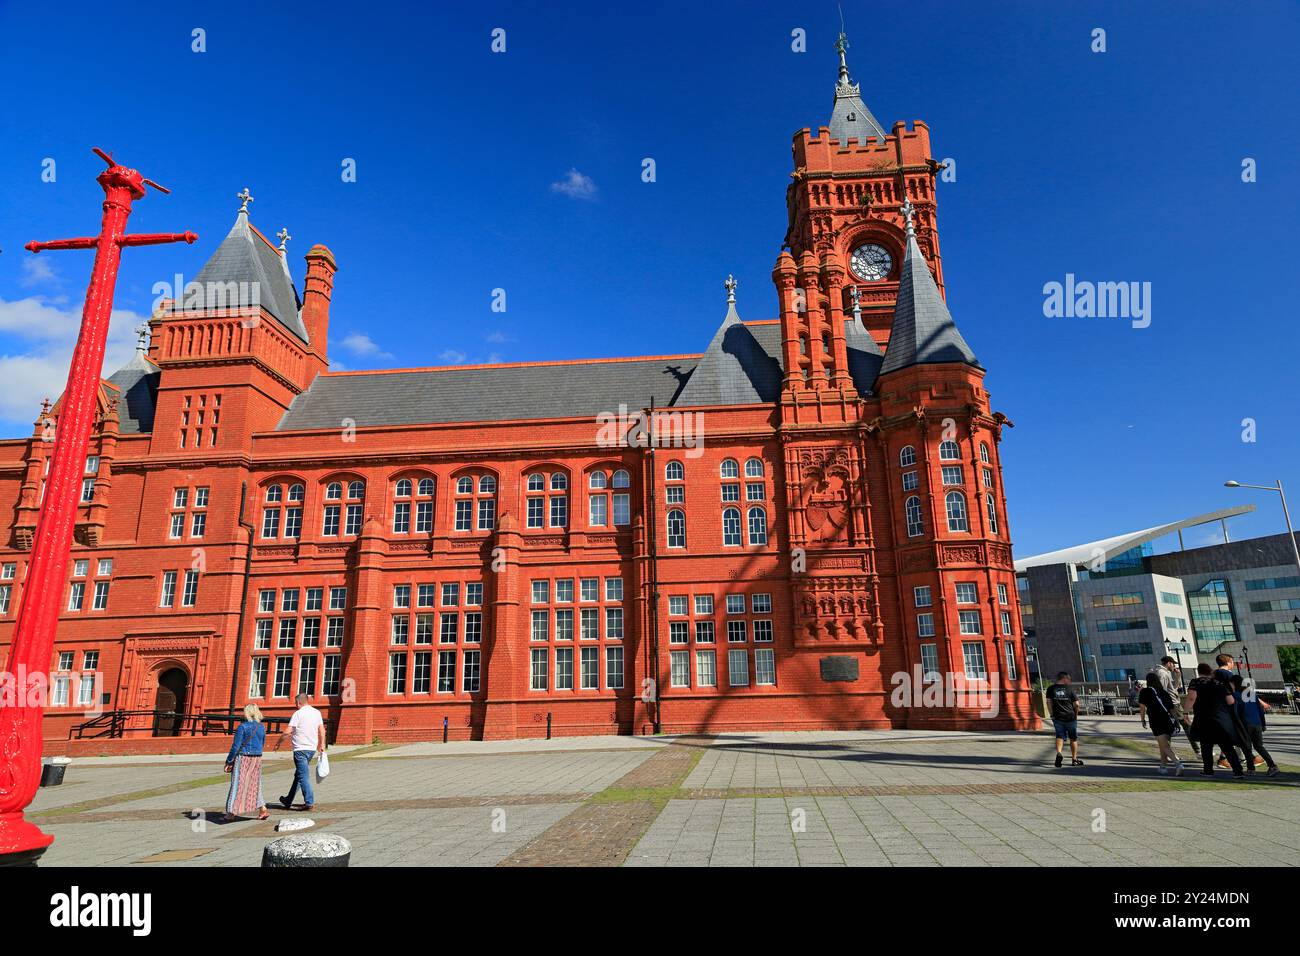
xmin=0 ymin=585 xmax=10 ymax=615
xmin=1000 ymin=610 xmax=1013 ymax=636
xmin=393 ymin=584 xmax=411 ymax=608
xmin=941 ymin=465 xmax=963 ymax=486
xmin=388 ymin=653 xmax=407 ymax=694
xmin=666 ymin=486 xmax=684 ymax=504
xmin=302 ymin=617 xmax=321 ymax=648
xmin=273 ymin=657 xmax=293 ymax=698
xmin=669 ymin=621 xmax=689 ymax=644
xmin=464 ymin=612 xmax=482 ymax=643
xmin=580 ymin=646 xmax=598 ymax=689
xmin=556 ymin=608 xmax=574 ymax=641
xmin=441 ymin=582 xmax=459 ymax=606
xmin=329 ymin=587 xmax=347 ymax=611
xmin=670 ymin=650 xmax=690 ymax=687
xmin=477 ymin=498 xmax=495 ymax=531
xmin=751 ymin=593 xmax=772 ymax=614
xmin=415 ymin=613 xmax=434 ymax=644
xmin=727 ymin=620 xmax=747 ymax=643
xmin=605 ymin=646 xmax=624 ymax=689
xmin=551 ymin=495 xmax=569 ymax=528
xmin=998 ymin=583 xmax=1009 ymax=605
xmin=722 ymin=484 xmax=740 ymax=502
xmin=92 ymin=581 xmax=109 ymax=610
xmin=77 ymin=670 xmax=97 ymax=707
xmin=415 ymin=584 xmax=433 ymax=608
xmin=255 ymin=619 xmax=273 ymax=650
xmin=306 ymin=587 xmax=324 ymax=612
xmin=695 ymin=621 xmax=715 ymax=644
xmin=327 ymin=618 xmax=345 ymax=647
xmin=68 ymin=582 xmax=84 ymax=611
xmin=160 ymin=571 xmax=177 ymax=607
xmin=612 ymin=493 xmax=630 ymax=526
xmin=955 ymin=583 xmax=978 ymax=604
xmin=248 ymin=657 xmax=269 ymax=698
xmin=261 ymin=508 xmax=280 ymax=538
xmin=298 ymin=655 xmax=318 ymax=697
xmin=726 ymin=594 xmax=746 ymax=614
xmin=51 ymin=675 xmax=70 ymax=707
xmin=415 ymin=501 xmax=433 ymax=533
xmin=437 ymin=651 xmax=456 ymax=693
xmin=80 ymin=477 xmax=95 ymax=502
xmin=96 ymin=558 xmax=113 ymax=577
xmin=532 ymin=580 xmax=549 ymax=604
xmin=393 ymin=502 xmax=411 ymax=533
xmin=454 ymin=500 xmax=472 ymax=531
xmin=73 ymin=559 xmax=88 ymax=578
xmin=281 ymin=589 xmax=299 ymax=613
xmin=462 ymin=650 xmax=481 ymax=692
xmin=173 ymin=488 xmax=189 ymax=509
xmin=1 ymin=563 xmax=15 ymax=580
xmin=554 ymin=579 xmax=574 ymax=603
xmin=440 ymin=612 xmax=458 ymax=643
xmin=605 ymin=608 xmax=624 ymax=639
xmin=669 ymin=595 xmax=688 ymax=615
xmin=322 ymin=655 xmax=341 ymax=696
xmin=345 ymin=504 xmax=363 ymax=535
xmin=962 ymin=641 xmax=988 ymax=680
xmin=605 ymin=577 xmax=623 ymax=602
xmin=1004 ymin=641 xmax=1019 ymax=681
xmin=914 ymin=586 xmax=932 ymax=608
xmin=746 ymin=482 xmax=765 ymax=502
xmin=258 ymin=589 xmax=276 ymax=613
xmin=728 ymin=648 xmax=749 ymax=686
xmin=527 ymin=496 xmax=544 ymax=528
xmin=531 ymin=610 xmax=549 ymax=641
xmin=902 ymin=471 xmax=918 ymax=491
xmin=580 ymin=578 xmax=599 ymax=602
xmin=920 ymin=643 xmax=940 ymax=680
xmin=588 ymin=495 xmax=607 ymax=526
xmin=694 ymin=595 xmax=714 ymax=615
xmin=696 ymin=649 xmax=717 ymax=687
xmin=917 ymin=613 xmax=935 ymax=638
xmin=322 ymin=505 xmax=340 ymax=536
xmin=753 ymin=620 xmax=773 ymax=643
xmin=466 ymin=582 xmax=483 ymax=605
xmin=278 ymin=618 xmax=297 ymax=648
xmin=530 ymin=648 xmax=548 ymax=690
xmin=391 ymin=615 xmax=409 ymax=645
xmin=958 ymin=610 xmax=982 ymax=635
xmin=190 ymin=512 xmax=206 ymax=538
xmin=754 ymin=648 xmax=775 ymax=685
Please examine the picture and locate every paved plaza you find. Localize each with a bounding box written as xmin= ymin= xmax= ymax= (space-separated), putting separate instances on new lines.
xmin=29 ymin=716 xmax=1300 ymax=867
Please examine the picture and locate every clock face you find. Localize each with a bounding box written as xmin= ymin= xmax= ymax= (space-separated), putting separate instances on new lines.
xmin=850 ymin=243 xmax=893 ymax=282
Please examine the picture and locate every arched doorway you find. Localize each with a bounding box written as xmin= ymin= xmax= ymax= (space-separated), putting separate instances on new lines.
xmin=152 ymin=667 xmax=189 ymax=736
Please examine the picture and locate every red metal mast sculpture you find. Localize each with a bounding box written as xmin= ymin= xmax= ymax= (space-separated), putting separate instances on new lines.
xmin=0 ymin=149 xmax=196 ymax=865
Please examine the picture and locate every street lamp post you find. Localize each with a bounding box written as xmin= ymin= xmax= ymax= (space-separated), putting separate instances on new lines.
xmin=1224 ymin=479 xmax=1300 ymax=579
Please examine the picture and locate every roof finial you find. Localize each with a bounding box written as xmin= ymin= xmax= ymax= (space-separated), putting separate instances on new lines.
xmin=849 ymin=284 xmax=862 ymax=322
xmin=237 ymin=187 xmax=254 ymax=215
xmin=835 ymin=31 xmax=851 ymax=88
xmin=724 ymin=274 xmax=737 ymax=304
xmin=135 ymin=324 xmax=150 ymax=353
xmin=276 ymin=227 xmax=292 ymax=252
xmin=901 ymin=198 xmax=916 ymax=241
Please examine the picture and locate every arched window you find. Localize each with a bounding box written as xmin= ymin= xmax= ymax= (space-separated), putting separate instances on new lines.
xmin=526 ymin=473 xmax=545 ymax=492
xmin=720 ymin=459 xmax=739 ymax=479
xmin=722 ymin=507 xmax=742 ymax=546
xmin=938 ymin=441 xmax=961 ymax=461
xmin=454 ymin=473 xmax=496 ymax=531
xmin=265 ymin=483 xmax=283 ymax=503
xmin=666 ymin=509 xmax=686 ymax=549
xmin=325 ymin=482 xmax=342 ymax=501
xmin=905 ymin=496 xmax=924 ymax=538
xmin=395 ymin=478 xmax=412 ymax=497
xmin=744 ymin=458 xmax=764 ymax=478
xmin=589 ymin=471 xmax=607 ymax=490
xmin=611 ymin=469 xmax=630 ymax=489
xmin=986 ymin=493 xmax=998 ymax=535
xmin=348 ymin=480 xmax=365 ymax=500
xmin=747 ymin=507 xmax=768 ymax=545
xmin=287 ymin=483 xmax=305 ymax=502
xmin=417 ymin=478 xmax=435 ymax=497
xmin=899 ymin=445 xmax=916 ymax=468
xmin=550 ymin=473 xmax=568 ymax=491
xmin=945 ymin=491 xmax=969 ymax=532
xmin=665 ymin=461 xmax=684 ymax=481
xmin=979 ymin=442 xmax=991 ymax=464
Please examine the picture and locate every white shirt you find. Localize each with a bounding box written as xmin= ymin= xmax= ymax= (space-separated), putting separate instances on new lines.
xmin=288 ymin=705 xmax=324 ymax=752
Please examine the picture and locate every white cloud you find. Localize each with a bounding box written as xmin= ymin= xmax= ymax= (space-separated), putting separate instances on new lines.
xmin=0 ymin=296 xmax=147 ymax=431
xmin=438 ymin=349 xmax=467 ymax=365
xmin=338 ymin=332 xmax=393 ymax=360
xmin=550 ymin=168 xmax=597 ymax=201
xmin=485 ymin=330 xmax=509 ymax=344
xmin=21 ymin=257 xmax=57 ymax=287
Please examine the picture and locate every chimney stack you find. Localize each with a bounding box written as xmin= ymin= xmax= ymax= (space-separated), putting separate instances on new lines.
xmin=302 ymin=244 xmax=337 ymax=361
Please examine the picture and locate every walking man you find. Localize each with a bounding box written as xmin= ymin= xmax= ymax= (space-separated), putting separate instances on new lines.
xmin=1046 ymin=671 xmax=1083 ymax=768
xmin=1230 ymin=674 xmax=1280 ymax=777
xmin=1153 ymin=655 xmax=1197 ymax=755
xmin=277 ymin=693 xmax=326 ymax=811
xmin=1186 ymin=663 xmax=1244 ymax=778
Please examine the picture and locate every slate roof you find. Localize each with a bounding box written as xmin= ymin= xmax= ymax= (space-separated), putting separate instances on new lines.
xmin=672 ymin=301 xmax=782 ymax=407
xmin=878 ymin=228 xmax=980 ymax=376
xmin=104 ymin=350 xmax=161 ymax=434
xmin=183 ymin=211 xmax=306 ymax=342
xmin=828 ymin=84 xmax=888 ymax=145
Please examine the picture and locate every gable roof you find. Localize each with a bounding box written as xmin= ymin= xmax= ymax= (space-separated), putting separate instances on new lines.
xmin=878 ymin=226 xmax=980 ymax=376
xmin=104 ymin=350 xmax=161 ymax=434
xmin=184 ymin=211 xmax=307 ymax=342
xmin=672 ymin=301 xmax=782 ymax=407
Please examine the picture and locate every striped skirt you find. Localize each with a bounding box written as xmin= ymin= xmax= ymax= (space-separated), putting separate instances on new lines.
xmin=225 ymin=754 xmax=265 ymax=816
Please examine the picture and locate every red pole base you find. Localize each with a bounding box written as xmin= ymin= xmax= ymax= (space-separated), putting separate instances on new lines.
xmin=0 ymin=812 xmax=53 ymax=866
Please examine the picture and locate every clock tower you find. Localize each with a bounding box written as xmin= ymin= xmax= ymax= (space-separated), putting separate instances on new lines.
xmin=780 ymin=32 xmax=946 ymax=351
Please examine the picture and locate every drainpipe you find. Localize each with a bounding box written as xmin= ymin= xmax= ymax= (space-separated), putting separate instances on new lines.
xmin=227 ymin=482 xmax=256 ymax=715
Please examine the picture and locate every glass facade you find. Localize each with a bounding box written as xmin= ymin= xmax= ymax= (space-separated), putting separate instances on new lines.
xmin=1186 ymin=578 xmax=1237 ymax=653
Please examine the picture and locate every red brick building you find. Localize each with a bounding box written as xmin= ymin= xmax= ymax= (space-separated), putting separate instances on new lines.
xmin=0 ymin=40 xmax=1034 ymax=745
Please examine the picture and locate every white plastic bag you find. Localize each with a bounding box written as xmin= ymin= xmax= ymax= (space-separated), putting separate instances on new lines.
xmin=315 ymin=749 xmax=330 ymax=782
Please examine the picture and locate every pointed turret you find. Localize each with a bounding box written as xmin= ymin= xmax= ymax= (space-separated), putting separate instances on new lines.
xmin=674 ymin=276 xmax=782 ymax=407
xmin=104 ymin=326 xmax=161 ymax=434
xmin=828 ymin=32 xmax=887 ymax=144
xmin=181 ymin=188 xmax=307 ymax=342
xmin=843 ymin=284 xmax=884 ymax=393
xmin=878 ymin=201 xmax=979 ymax=377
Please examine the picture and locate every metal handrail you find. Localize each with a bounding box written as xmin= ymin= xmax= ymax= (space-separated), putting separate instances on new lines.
xmin=69 ymin=710 xmax=296 ymax=740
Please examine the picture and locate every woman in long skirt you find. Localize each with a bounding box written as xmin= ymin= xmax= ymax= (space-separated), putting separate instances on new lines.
xmin=221 ymin=703 xmax=270 ymax=822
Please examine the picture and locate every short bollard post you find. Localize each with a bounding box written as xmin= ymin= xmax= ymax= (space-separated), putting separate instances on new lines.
xmin=443 ymin=716 xmax=449 ymax=743
xmin=261 ymin=833 xmax=351 ymax=868
xmin=546 ymin=712 xmax=552 ymax=740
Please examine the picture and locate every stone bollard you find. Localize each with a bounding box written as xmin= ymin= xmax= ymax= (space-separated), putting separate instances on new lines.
xmin=261 ymin=833 xmax=351 ymax=868
xmin=40 ymin=756 xmax=72 ymax=788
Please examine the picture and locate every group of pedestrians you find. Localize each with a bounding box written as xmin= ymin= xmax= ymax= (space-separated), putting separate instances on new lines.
xmin=1046 ymin=654 xmax=1282 ymax=779
xmin=218 ymin=693 xmax=328 ymax=823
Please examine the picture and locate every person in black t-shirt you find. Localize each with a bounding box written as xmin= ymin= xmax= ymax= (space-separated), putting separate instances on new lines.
xmin=1045 ymin=671 xmax=1083 ymax=768
xmin=1138 ymin=673 xmax=1184 ymax=775
xmin=1186 ymin=662 xmax=1244 ymax=777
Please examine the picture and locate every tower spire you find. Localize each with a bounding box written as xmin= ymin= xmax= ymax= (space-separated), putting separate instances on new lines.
xmin=827 ymin=30 xmax=887 ymax=144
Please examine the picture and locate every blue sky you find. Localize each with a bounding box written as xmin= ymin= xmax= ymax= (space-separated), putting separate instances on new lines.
xmin=1 ymin=0 xmax=1297 ymax=557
